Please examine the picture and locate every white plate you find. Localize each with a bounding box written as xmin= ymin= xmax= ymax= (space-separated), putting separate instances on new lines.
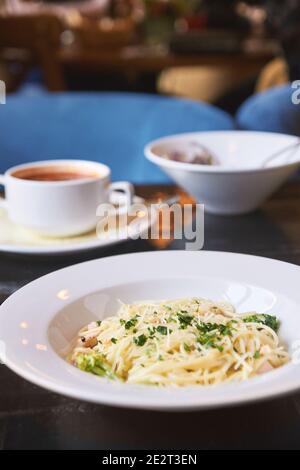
xmin=0 ymin=196 xmax=151 ymax=255
xmin=1 ymin=250 xmax=300 ymax=411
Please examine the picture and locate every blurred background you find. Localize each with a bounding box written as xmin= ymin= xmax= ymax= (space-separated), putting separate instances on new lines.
xmin=0 ymin=0 xmax=298 ymax=114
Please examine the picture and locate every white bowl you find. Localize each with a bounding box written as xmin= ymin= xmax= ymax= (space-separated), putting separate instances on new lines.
xmin=1 ymin=250 xmax=300 ymax=411
xmin=145 ymin=131 xmax=300 ymax=215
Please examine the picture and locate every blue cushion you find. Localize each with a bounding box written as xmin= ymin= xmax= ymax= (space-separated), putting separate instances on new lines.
xmin=236 ymin=84 xmax=300 ymax=136
xmin=0 ymin=92 xmax=234 ymax=183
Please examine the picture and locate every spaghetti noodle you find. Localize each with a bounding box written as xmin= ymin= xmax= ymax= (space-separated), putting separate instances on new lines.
xmin=69 ymin=298 xmax=289 ymax=386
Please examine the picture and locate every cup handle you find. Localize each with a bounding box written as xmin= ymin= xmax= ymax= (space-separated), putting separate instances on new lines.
xmin=109 ymin=181 xmax=134 ymax=210
xmin=0 ymin=175 xmax=7 ymax=209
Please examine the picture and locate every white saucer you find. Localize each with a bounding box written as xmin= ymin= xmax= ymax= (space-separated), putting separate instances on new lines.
xmin=0 ymin=196 xmax=152 ymax=255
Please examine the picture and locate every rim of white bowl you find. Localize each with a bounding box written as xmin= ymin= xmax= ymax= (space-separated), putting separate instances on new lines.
xmin=144 ymin=131 xmax=300 ymax=174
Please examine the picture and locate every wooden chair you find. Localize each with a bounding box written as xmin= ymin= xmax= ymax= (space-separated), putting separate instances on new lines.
xmin=0 ymin=14 xmax=66 ymax=91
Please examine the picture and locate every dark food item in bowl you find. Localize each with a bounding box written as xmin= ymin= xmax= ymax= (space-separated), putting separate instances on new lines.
xmin=166 ymin=151 xmax=214 ymax=165
xmin=162 ymin=143 xmax=218 ymax=166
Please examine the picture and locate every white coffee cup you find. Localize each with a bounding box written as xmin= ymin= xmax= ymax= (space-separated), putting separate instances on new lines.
xmin=0 ymin=160 xmax=134 ymax=237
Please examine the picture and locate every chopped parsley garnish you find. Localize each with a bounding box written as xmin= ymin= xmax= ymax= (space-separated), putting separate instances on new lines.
xmin=147 ymin=326 xmax=157 ymax=338
xmin=196 ymin=321 xmax=236 ymax=337
xmin=197 ymin=334 xmax=224 ymax=352
xmin=133 ymin=334 xmax=147 ymax=347
xmin=177 ymin=312 xmax=194 ymax=329
xmin=243 ymin=314 xmax=279 ymax=333
xmin=218 ymin=323 xmax=234 ymax=336
xmin=197 ymin=334 xmax=216 ymax=348
xmin=111 ymin=337 xmax=117 ymax=344
xmin=195 ymin=321 xmax=235 ymax=352
xmin=96 ymin=320 xmax=102 ymax=327
xmin=121 ymin=316 xmax=139 ymax=330
xmin=183 ymin=343 xmax=191 ymax=352
xmin=196 ymin=322 xmax=219 ymax=334
xmin=157 ymin=325 xmax=168 ymax=336
xmin=254 ymin=351 xmax=260 ymax=359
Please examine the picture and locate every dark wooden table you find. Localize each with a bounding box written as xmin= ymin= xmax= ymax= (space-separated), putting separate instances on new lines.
xmin=60 ymin=45 xmax=273 ymax=74
xmin=1 ymin=182 xmax=300 ymax=450
xmin=58 ymin=45 xmax=273 ymax=92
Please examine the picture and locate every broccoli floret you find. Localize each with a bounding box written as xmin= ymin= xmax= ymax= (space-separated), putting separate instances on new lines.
xmin=243 ymin=314 xmax=280 ymax=333
xmin=74 ymin=352 xmax=117 ymax=380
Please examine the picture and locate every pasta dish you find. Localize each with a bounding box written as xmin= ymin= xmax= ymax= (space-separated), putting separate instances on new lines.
xmin=69 ymin=297 xmax=289 ymax=386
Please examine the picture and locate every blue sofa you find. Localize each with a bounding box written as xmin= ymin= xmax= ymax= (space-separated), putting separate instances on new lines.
xmin=1 ymin=85 xmax=298 ymax=183
xmin=236 ymin=84 xmax=300 ymax=136
xmin=0 ymin=92 xmax=234 ymax=183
